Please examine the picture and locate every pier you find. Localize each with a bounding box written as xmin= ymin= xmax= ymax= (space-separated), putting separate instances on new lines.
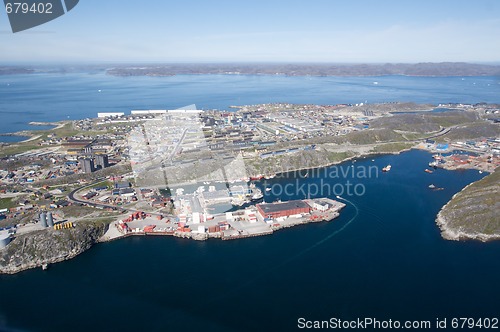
xmin=100 ymin=198 xmax=346 ymax=242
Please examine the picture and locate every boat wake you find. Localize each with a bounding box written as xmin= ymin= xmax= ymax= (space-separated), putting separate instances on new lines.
xmin=292 ymin=196 xmax=359 ymax=255
xmin=205 ymin=197 xmax=359 ymax=305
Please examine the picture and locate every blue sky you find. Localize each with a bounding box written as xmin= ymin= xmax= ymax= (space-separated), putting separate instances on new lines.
xmin=1 ymin=0 xmax=500 ymax=63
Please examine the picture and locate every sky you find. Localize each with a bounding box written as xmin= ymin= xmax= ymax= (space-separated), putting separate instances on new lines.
xmin=1 ymin=0 xmax=500 ymax=63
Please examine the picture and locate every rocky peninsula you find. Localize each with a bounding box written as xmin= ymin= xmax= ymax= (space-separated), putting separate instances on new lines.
xmin=436 ymin=168 xmax=500 ymax=242
xmin=0 ymin=221 xmax=108 ymax=274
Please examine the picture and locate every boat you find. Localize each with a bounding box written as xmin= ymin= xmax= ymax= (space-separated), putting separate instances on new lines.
xmin=428 ymin=184 xmax=444 ymax=190
xmin=251 ymin=192 xmax=264 ymax=201
xmin=479 ymin=170 xmax=483 ymax=174
xmin=429 ymin=161 xmax=438 ymax=168
xmin=265 ymin=187 xmax=272 ymax=192
xmin=42 ymin=263 xmax=49 ymax=271
xmin=424 ymin=169 xmax=434 ymax=174
xmin=382 ymin=165 xmax=391 ymax=172
xmin=250 ymin=188 xmax=263 ymax=201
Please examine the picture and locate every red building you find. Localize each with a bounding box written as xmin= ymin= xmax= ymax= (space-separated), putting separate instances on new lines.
xmin=257 ymin=200 xmax=311 ymax=219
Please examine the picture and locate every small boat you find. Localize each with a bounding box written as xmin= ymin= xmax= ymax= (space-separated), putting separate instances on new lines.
xmin=382 ymin=165 xmax=391 ymax=172
xmin=428 ymin=184 xmax=444 ymax=190
xmin=42 ymin=263 xmax=49 ymax=271
xmin=251 ymin=192 xmax=263 ymax=201
xmin=265 ymin=187 xmax=272 ymax=192
xmin=479 ymin=170 xmax=483 ymax=174
xmin=424 ymin=169 xmax=434 ymax=174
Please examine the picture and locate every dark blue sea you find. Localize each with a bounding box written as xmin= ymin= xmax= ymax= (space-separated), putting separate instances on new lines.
xmin=0 ymin=73 xmax=499 ymax=331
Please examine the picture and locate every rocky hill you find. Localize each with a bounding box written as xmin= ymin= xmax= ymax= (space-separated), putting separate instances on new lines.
xmin=0 ymin=221 xmax=108 ymax=274
xmin=436 ymin=169 xmax=500 ymax=242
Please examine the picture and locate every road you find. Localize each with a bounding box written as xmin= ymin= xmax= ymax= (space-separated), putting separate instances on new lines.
xmin=68 ymin=178 xmax=166 ymax=217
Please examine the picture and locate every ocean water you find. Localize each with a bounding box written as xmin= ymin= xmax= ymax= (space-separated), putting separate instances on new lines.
xmin=0 ymin=73 xmax=499 ymax=138
xmin=0 ymin=73 xmax=499 ymax=331
xmin=0 ymin=150 xmax=499 ymax=332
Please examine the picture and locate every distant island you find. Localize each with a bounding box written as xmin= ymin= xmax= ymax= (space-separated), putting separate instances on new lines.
xmin=105 ymin=62 xmax=500 ymax=77
xmin=2 ymin=62 xmax=500 ymax=77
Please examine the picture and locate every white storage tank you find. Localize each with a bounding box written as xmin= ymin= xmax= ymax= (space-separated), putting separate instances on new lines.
xmin=0 ymin=231 xmax=11 ymax=249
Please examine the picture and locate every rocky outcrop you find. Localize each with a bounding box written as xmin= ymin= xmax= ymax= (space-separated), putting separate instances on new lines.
xmin=436 ymin=169 xmax=500 ymax=242
xmin=0 ymin=222 xmax=109 ymax=274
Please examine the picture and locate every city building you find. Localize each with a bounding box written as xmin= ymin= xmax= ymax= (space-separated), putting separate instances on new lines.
xmin=95 ymin=154 xmax=110 ymax=169
xmin=79 ymin=158 xmax=95 ymax=174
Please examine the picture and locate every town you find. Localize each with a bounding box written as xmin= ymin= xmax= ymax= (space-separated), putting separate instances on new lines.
xmin=0 ymin=102 xmax=499 ymax=250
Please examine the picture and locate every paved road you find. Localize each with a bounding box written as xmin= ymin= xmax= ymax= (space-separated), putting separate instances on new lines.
xmin=68 ymin=178 xmax=166 ymax=217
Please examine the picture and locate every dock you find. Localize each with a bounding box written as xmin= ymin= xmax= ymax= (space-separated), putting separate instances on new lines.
xmin=100 ymin=197 xmax=346 ymax=242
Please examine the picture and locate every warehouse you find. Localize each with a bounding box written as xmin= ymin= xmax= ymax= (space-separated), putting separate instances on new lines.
xmin=256 ymin=200 xmax=311 ymax=219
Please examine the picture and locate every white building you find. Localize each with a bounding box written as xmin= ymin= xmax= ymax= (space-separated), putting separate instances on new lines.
xmin=97 ymin=112 xmax=125 ymax=118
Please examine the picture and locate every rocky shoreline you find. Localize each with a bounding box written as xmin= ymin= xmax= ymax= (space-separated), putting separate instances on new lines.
xmin=436 ymin=213 xmax=500 ymax=242
xmin=435 ymin=169 xmax=500 ymax=242
xmin=0 ymin=222 xmax=109 ymax=275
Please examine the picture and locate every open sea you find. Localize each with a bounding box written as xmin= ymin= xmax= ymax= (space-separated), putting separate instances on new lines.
xmin=0 ymin=73 xmax=499 ymax=331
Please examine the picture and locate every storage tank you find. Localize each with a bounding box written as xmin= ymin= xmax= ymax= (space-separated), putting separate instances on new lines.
xmin=39 ymin=212 xmax=47 ymax=228
xmin=0 ymin=231 xmax=11 ymax=249
xmin=47 ymin=212 xmax=54 ymax=227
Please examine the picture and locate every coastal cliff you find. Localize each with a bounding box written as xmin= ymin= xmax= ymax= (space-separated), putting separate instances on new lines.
xmin=436 ymin=169 xmax=500 ymax=242
xmin=0 ymin=222 xmax=108 ymax=274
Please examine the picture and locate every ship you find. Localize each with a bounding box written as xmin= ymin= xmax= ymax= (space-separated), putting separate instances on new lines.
xmin=424 ymin=169 xmax=434 ymax=174
xmin=429 ymin=161 xmax=439 ymax=168
xmin=251 ymin=189 xmax=264 ymax=201
xmin=382 ymin=165 xmax=392 ymax=172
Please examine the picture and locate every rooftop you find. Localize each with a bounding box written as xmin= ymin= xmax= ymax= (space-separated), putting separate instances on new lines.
xmin=257 ymin=200 xmax=310 ymax=214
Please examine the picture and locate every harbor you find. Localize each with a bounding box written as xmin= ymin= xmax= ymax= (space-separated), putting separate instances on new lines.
xmin=100 ymin=198 xmax=346 ymax=242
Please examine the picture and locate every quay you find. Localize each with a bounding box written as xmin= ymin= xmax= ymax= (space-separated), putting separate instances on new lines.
xmin=100 ymin=198 xmax=346 ymax=242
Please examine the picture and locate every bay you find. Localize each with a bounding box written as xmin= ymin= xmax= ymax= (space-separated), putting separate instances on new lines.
xmin=0 ymin=150 xmax=498 ymax=332
xmin=0 ymin=73 xmax=499 ymax=331
xmin=0 ymin=73 xmax=499 ymax=139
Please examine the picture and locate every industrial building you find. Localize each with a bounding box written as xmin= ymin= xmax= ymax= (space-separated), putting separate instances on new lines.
xmin=256 ymin=200 xmax=311 ymax=219
xmin=95 ymin=154 xmax=109 ymax=169
xmin=97 ymin=112 xmax=125 ymax=118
